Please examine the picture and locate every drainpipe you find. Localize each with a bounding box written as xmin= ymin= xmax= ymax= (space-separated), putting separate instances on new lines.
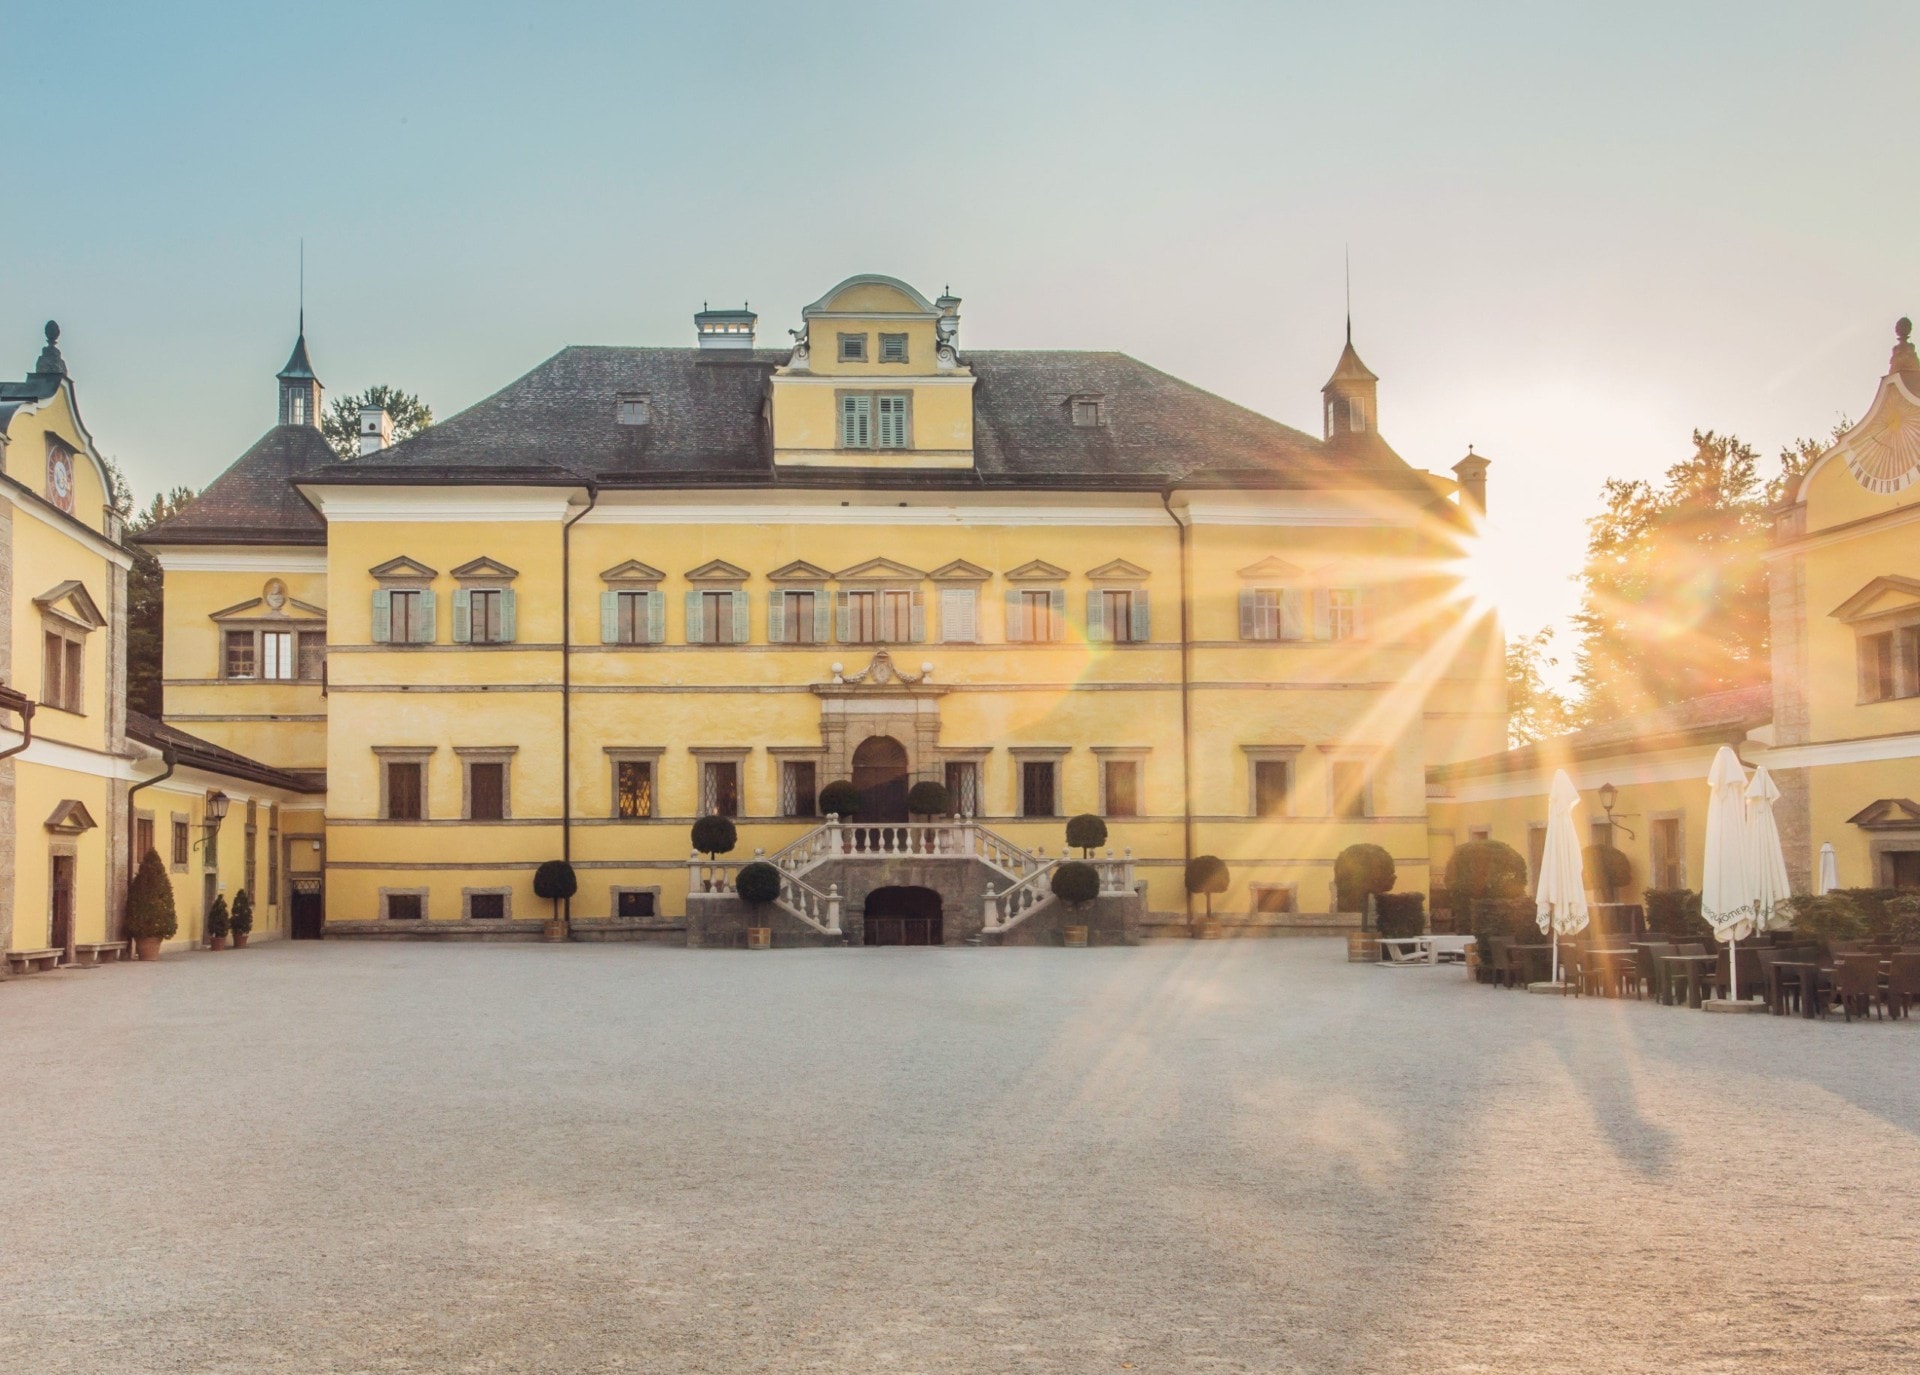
xmin=1159 ymin=491 xmax=1194 ymax=918
xmin=0 ymin=689 xmax=34 ymax=762
xmin=560 ymin=483 xmax=599 ymax=919
xmin=125 ymin=746 xmax=178 ymax=941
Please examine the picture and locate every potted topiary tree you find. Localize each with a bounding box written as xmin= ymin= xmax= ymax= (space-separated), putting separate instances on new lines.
xmin=533 ymin=859 xmax=577 ymax=942
xmin=1335 ymin=842 xmax=1397 ymax=960
xmin=1050 ymin=859 xmax=1101 ymax=946
xmin=1065 ymin=813 xmax=1107 ymax=858
xmin=907 ymin=779 xmax=953 ymax=821
xmin=1582 ymin=843 xmax=1632 ymax=904
xmin=1186 ymin=855 xmax=1229 ymax=938
xmin=692 ymin=814 xmax=738 ymax=861
xmin=818 ymin=780 xmax=861 ymax=821
xmin=1446 ymin=839 xmax=1529 ymax=982
xmin=205 ymin=894 xmax=231 ymax=951
xmin=735 ymin=860 xmax=782 ymax=949
xmin=125 ymin=849 xmax=177 ymax=961
xmin=229 ymin=888 xmax=254 ymax=948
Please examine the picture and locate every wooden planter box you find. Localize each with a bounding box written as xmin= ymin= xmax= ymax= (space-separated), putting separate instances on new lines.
xmin=1347 ymin=932 xmax=1380 ymax=962
xmin=1063 ymin=925 xmax=1089 ymax=948
xmin=746 ymin=927 xmax=772 ymax=950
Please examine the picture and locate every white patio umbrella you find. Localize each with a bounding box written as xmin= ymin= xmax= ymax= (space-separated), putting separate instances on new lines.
xmin=1746 ymin=769 xmax=1792 ymax=954
xmin=1816 ymin=842 xmax=1839 ymax=896
xmin=1534 ymin=769 xmax=1589 ymax=984
xmin=1700 ymin=746 xmax=1756 ymax=1000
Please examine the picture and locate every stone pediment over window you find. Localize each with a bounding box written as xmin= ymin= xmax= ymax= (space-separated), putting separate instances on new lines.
xmin=601 ymin=559 xmax=666 ymax=585
xmin=1005 ymin=559 xmax=1069 ymax=582
xmin=1830 ymin=575 xmax=1920 ymax=624
xmin=369 ymin=556 xmax=437 ymax=583
xmin=209 ymin=596 xmax=327 ymax=622
xmin=769 ymin=560 xmax=834 ymax=583
xmin=1086 ymin=559 xmax=1150 ymax=582
xmin=1846 ymin=797 xmax=1920 ymax=829
xmin=451 ymin=557 xmax=520 ymax=582
xmin=834 ymin=557 xmax=926 ymax=582
xmin=45 ymin=799 xmax=98 ymax=834
xmin=1238 ymin=556 xmax=1308 ymax=580
xmin=33 ymin=580 xmax=106 ymax=630
xmin=928 ymin=559 xmax=991 ymax=582
xmin=685 ymin=559 xmax=750 ymax=584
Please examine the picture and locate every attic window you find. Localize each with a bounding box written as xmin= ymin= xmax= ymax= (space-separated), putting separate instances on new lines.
xmin=617 ymin=395 xmax=652 ymax=426
xmin=1071 ymin=397 xmax=1105 ymax=428
xmin=879 ymin=333 xmax=908 ymax=363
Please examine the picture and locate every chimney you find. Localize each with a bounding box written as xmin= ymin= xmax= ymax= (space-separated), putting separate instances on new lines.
xmin=694 ymin=302 xmax=757 ymax=350
xmin=1452 ymin=447 xmax=1490 ymax=515
xmin=358 ymin=403 xmax=393 ymax=456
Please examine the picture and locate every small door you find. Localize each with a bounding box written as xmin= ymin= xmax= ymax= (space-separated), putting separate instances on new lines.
xmin=1892 ymin=851 xmax=1920 ymax=892
xmin=863 ymin=886 xmax=943 ymax=946
xmin=851 ymin=736 xmax=910 ymax=823
xmin=49 ymin=854 xmax=75 ymax=956
xmin=290 ymin=878 xmax=324 ymax=939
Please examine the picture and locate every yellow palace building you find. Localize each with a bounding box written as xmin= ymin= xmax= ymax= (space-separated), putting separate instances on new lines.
xmin=142 ymin=274 xmax=1505 ymax=945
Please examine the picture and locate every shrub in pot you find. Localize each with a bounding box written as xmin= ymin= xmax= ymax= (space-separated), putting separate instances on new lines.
xmin=1374 ymin=892 xmax=1427 ymax=939
xmin=1334 ymin=843 xmax=1396 ymax=918
xmin=1065 ymin=813 xmax=1107 ymax=857
xmin=205 ymin=894 xmax=231 ymax=951
xmin=125 ymin=849 xmax=177 ymax=960
xmin=907 ymin=780 xmax=953 ymax=820
xmin=1051 ymin=860 xmax=1101 ymax=945
xmin=534 ymin=859 xmax=578 ymax=938
xmin=229 ymin=888 xmax=254 ymax=948
xmin=735 ymin=861 xmax=782 ymax=946
xmin=1185 ymin=855 xmax=1229 ymax=933
xmin=691 ymin=814 xmax=738 ymax=860
xmin=818 ymin=780 xmax=861 ymax=819
xmin=1583 ymin=844 xmax=1632 ymax=902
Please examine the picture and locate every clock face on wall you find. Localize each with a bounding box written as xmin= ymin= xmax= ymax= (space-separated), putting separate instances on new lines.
xmin=47 ymin=445 xmax=75 ymax=513
xmin=1844 ymin=399 xmax=1920 ymax=496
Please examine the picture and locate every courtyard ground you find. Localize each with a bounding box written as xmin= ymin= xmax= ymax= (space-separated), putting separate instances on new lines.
xmin=1 ymin=940 xmax=1916 ymax=1374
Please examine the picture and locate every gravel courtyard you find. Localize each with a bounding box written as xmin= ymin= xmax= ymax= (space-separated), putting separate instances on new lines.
xmin=3 ymin=940 xmax=1917 ymax=1374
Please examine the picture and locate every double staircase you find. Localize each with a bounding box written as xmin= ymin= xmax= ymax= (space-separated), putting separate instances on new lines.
xmin=686 ymin=817 xmax=1137 ymax=939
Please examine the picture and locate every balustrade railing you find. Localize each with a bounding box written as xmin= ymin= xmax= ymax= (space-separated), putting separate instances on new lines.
xmin=766 ymin=816 xmax=1048 ymax=881
xmin=687 ymin=852 xmax=842 ymax=936
xmin=981 ymin=849 xmax=1137 ymax=934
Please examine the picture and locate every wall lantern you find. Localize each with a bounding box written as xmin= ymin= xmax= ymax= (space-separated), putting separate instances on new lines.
xmin=203 ymin=789 xmax=230 ymax=829
xmin=1596 ymin=782 xmax=1635 ymax=841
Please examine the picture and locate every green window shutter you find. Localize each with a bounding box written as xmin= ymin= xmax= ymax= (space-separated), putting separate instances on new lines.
xmin=731 ymin=590 xmax=749 ymax=645
xmin=836 ymin=590 xmax=850 ymax=643
xmin=1238 ymin=587 xmax=1256 ymax=640
xmin=841 ymin=394 xmax=872 ymax=448
xmin=452 ymin=589 xmax=471 ymax=644
xmin=767 ymin=590 xmax=785 ymax=644
xmin=1005 ymin=587 xmax=1026 ymax=642
xmin=685 ymin=590 xmax=705 ymax=644
xmin=813 ymin=592 xmax=831 ymax=644
xmin=1311 ymin=588 xmax=1332 ymax=641
xmin=645 ymin=590 xmax=665 ymax=645
xmin=416 ymin=590 xmax=436 ymax=643
xmin=909 ymin=588 xmax=925 ymax=642
xmin=1048 ymin=588 xmax=1066 ymax=641
xmin=601 ymin=591 xmax=619 ymax=644
xmin=1281 ymin=590 xmax=1305 ymax=641
xmin=371 ymin=589 xmax=391 ymax=644
xmin=1086 ymin=589 xmax=1108 ymax=642
xmin=1131 ymin=588 xmax=1151 ymax=642
xmin=499 ymin=589 xmax=517 ymax=643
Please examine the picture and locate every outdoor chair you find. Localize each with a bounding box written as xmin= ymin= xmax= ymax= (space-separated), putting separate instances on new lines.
xmin=1636 ymin=942 xmax=1673 ymax=1002
xmin=1824 ymin=958 xmax=1881 ymax=1022
xmin=1663 ymin=943 xmax=1711 ymax=1007
xmin=1881 ymin=954 xmax=1920 ymax=1020
xmin=1705 ymin=946 xmax=1764 ymax=1003
xmin=1488 ymin=937 xmax=1517 ymax=989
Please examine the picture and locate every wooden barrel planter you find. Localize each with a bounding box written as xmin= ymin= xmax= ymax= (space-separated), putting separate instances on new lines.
xmin=1063 ymin=925 xmax=1089 ymax=948
xmin=746 ymin=927 xmax=772 ymax=950
xmin=1347 ymin=931 xmax=1380 ymax=962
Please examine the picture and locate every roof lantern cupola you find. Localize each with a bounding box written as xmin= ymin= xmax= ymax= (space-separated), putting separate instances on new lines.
xmin=695 ymin=303 xmax=757 ymax=350
xmin=277 ymin=316 xmax=323 ymax=428
xmin=1321 ymin=325 xmax=1379 ymax=442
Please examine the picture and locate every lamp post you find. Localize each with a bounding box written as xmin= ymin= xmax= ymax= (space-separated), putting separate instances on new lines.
xmin=1596 ymin=782 xmax=1636 ymax=843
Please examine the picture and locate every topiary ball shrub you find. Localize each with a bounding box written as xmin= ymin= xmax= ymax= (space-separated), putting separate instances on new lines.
xmin=1186 ymin=854 xmax=1229 ymax=918
xmin=907 ymin=780 xmax=953 ymax=818
xmin=229 ymin=888 xmax=254 ymax=936
xmin=1051 ymin=860 xmax=1101 ymax=908
xmin=691 ymin=814 xmax=738 ymax=859
xmin=125 ymin=849 xmax=178 ymax=943
xmin=1446 ymin=840 xmax=1529 ymax=907
xmin=818 ymin=780 xmax=861 ymax=819
xmin=205 ymin=894 xmax=231 ymax=939
xmin=1334 ymin=843 xmax=1396 ymax=916
xmin=1065 ymin=813 xmax=1108 ymax=856
xmin=1583 ymin=844 xmax=1632 ymax=899
xmin=735 ymin=861 xmax=782 ymax=909
xmin=1375 ymin=891 xmax=1426 ymax=939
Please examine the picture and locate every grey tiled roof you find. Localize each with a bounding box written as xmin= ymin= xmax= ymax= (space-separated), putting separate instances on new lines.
xmin=138 ymin=424 xmax=340 ymax=545
xmin=127 ymin=710 xmax=323 ymax=794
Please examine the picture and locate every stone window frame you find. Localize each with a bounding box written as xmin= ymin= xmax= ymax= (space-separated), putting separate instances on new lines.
xmin=368 ymin=557 xmax=439 ymax=647
xmin=837 ymin=332 xmax=868 ymax=363
xmin=1321 ymin=746 xmax=1380 ymax=820
xmin=929 ymin=561 xmax=990 ymax=644
xmin=133 ymin=809 xmax=156 ymax=868
xmin=690 ymin=746 xmax=751 ymax=818
xmin=450 ymin=558 xmax=520 ymax=647
xmin=379 ymin=887 xmax=430 ymax=922
xmin=1648 ymin=810 xmax=1687 ymax=890
xmin=605 ymin=746 xmax=665 ymax=820
xmin=766 ymin=564 xmax=835 ymax=646
xmin=1467 ymin=824 xmax=1492 ymax=842
xmin=1069 ymin=394 xmax=1107 ymax=428
xmin=1092 ymin=745 xmax=1150 ymax=820
xmin=455 ymin=745 xmax=517 ymax=822
xmin=171 ymin=812 xmax=191 ymax=871
xmin=1870 ymin=834 xmax=1920 ymax=889
xmin=374 ymin=746 xmax=436 ymax=822
xmin=1003 ymin=561 xmax=1070 ymax=644
xmin=1242 ymin=745 xmax=1304 ymax=818
xmin=615 ymin=393 xmax=652 ymax=426
xmin=1009 ymin=746 xmax=1071 ymax=819
xmin=768 ymin=746 xmax=826 ymax=819
xmin=1248 ymin=882 xmax=1299 ymax=917
xmin=609 ymin=885 xmax=665 ymax=920
xmin=39 ymin=613 xmax=89 ymax=714
xmin=461 ymin=886 xmax=513 ymax=920
xmin=835 ymin=388 xmax=913 ymax=451
xmin=878 ymin=332 xmax=909 ymax=364
xmin=936 ymin=749 xmax=990 ymax=819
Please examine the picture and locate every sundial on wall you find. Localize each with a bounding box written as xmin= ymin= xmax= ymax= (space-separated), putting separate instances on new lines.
xmin=1845 ymin=317 xmax=1920 ymax=495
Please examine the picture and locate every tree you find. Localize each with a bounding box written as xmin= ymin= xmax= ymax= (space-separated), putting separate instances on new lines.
xmin=1505 ymin=627 xmax=1575 ymax=747
xmin=907 ymin=780 xmax=952 ymax=819
xmin=229 ymin=888 xmax=254 ymax=937
xmin=1582 ymin=844 xmax=1632 ymax=902
xmin=323 ymin=385 xmax=433 ymax=461
xmin=1334 ymin=843 xmax=1396 ymax=915
xmin=1065 ymin=813 xmax=1107 ymax=856
xmin=123 ymin=485 xmax=198 ymax=718
xmin=533 ymin=860 xmax=578 ymax=924
xmin=1444 ymin=840 xmax=1528 ymax=907
xmin=691 ymin=814 xmax=738 ymax=860
xmin=818 ymin=780 xmax=861 ymax=819
xmin=1185 ymin=855 xmax=1229 ymax=921
xmin=125 ymin=849 xmax=178 ymax=944
xmin=1050 ymin=860 xmax=1100 ymax=908
xmin=736 ymin=861 xmax=782 ymax=910
xmin=205 ymin=894 xmax=231 ymax=941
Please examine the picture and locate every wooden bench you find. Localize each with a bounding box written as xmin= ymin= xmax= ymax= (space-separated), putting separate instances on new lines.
xmin=73 ymin=942 xmax=129 ymax=966
xmin=5 ymin=948 xmax=65 ymax=974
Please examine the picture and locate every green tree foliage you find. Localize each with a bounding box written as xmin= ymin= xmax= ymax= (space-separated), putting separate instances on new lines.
xmin=691 ymin=814 xmax=738 ymax=859
xmin=205 ymin=894 xmax=231 ymax=939
xmin=1185 ymin=855 xmax=1229 ymax=918
xmin=818 ymin=780 xmax=861 ymax=818
xmin=1582 ymin=844 xmax=1632 ymax=899
xmin=125 ymin=849 xmax=178 ymax=941
xmin=907 ymin=780 xmax=953 ymax=818
xmin=735 ymin=861 xmax=782 ymax=909
xmin=1334 ymin=843 xmax=1396 ymax=914
xmin=229 ymin=888 xmax=254 ymax=936
xmin=322 ymin=385 xmax=434 ymax=461
xmin=1050 ymin=860 xmax=1100 ymax=908
xmin=1505 ymin=627 xmax=1575 ymax=747
xmin=124 ymin=485 xmax=198 ymax=718
xmin=1064 ymin=813 xmax=1107 ymax=856
xmin=534 ymin=859 xmax=578 ymax=923
xmin=1445 ymin=840 xmax=1528 ymax=906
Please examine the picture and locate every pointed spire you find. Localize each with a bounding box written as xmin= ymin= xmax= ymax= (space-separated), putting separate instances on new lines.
xmin=277 ymin=329 xmax=319 ymax=383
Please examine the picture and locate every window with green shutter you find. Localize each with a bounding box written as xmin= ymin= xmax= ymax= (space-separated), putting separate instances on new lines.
xmin=840 ymin=393 xmax=872 ymax=449
xmin=876 ymin=394 xmax=908 ymax=449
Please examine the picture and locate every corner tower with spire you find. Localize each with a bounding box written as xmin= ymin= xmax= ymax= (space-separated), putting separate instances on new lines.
xmin=1321 ymin=324 xmax=1379 ymax=443
xmin=278 ymin=319 xmax=322 ymax=428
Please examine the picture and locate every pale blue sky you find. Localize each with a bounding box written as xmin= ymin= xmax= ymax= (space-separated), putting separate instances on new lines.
xmin=6 ymin=1 xmax=1917 ymax=650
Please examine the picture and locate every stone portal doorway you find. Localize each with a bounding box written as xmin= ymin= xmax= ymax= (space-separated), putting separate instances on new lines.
xmin=864 ymin=885 xmax=943 ymax=945
xmin=851 ymin=736 xmax=909 ymax=823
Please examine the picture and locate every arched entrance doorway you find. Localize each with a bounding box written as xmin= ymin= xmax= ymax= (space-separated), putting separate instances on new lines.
xmin=851 ymin=735 xmax=909 ymax=823
xmin=864 ymin=885 xmax=943 ymax=945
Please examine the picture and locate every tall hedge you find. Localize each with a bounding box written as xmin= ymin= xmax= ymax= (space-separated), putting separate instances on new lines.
xmin=1334 ymin=843 xmax=1396 ymax=915
xmin=1446 ymin=840 xmax=1528 ymax=906
xmin=1374 ymin=891 xmax=1426 ymax=939
xmin=125 ymin=849 xmax=178 ymax=942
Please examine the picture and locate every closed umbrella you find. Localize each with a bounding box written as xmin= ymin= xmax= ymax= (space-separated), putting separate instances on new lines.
xmin=1817 ymin=842 xmax=1839 ymax=896
xmin=1746 ymin=768 xmax=1791 ymax=953
xmin=1535 ymin=769 xmax=1589 ymax=984
xmin=1701 ymin=746 xmax=1756 ymax=1000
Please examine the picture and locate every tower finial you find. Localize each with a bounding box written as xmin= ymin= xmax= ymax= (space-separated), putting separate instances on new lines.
xmin=299 ymin=238 xmax=305 ymax=337
xmin=1344 ymin=246 xmax=1351 ymax=346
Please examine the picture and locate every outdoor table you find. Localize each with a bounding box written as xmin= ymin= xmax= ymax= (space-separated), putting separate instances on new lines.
xmin=1508 ymin=943 xmax=1556 ymax=985
xmin=1585 ymin=947 xmax=1636 ymax=996
xmin=1377 ymin=936 xmax=1438 ymax=966
xmin=1658 ymin=953 xmax=1718 ymax=1008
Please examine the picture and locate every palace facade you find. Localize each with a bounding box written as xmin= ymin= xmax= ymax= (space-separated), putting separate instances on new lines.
xmin=142 ymin=274 xmax=1505 ymax=943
